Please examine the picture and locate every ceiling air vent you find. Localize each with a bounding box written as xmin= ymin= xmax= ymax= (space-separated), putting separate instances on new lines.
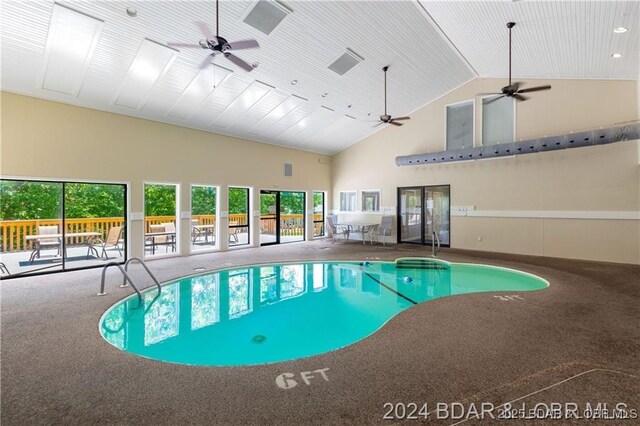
xmin=243 ymin=0 xmax=292 ymax=35
xmin=327 ymin=49 xmax=364 ymax=76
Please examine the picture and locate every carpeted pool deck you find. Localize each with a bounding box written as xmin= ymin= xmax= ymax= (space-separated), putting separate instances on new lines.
xmin=2 ymin=241 xmax=639 ymax=425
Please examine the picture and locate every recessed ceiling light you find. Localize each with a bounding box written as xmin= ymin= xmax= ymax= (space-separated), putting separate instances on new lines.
xmin=611 ymin=53 xmax=623 ymax=58
xmin=613 ymin=27 xmax=628 ymax=34
xmin=291 ymin=80 xmax=298 ymax=85
xmin=126 ymin=7 xmax=137 ymax=17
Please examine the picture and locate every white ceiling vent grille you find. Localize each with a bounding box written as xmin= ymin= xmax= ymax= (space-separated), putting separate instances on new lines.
xmin=243 ymin=1 xmax=292 ymax=35
xmin=327 ymin=48 xmax=364 ymax=76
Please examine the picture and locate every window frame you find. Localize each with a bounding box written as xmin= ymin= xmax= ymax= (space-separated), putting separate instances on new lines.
xmin=143 ymin=181 xmax=181 ymax=259
xmin=0 ymin=175 xmax=129 ymax=280
xmin=361 ymin=189 xmax=381 ymax=212
xmin=189 ymin=183 xmax=220 ymax=254
xmin=227 ymin=186 xmax=251 ymax=247
xmin=339 ymin=190 xmax=357 ymax=212
xmin=444 ymin=99 xmax=475 ymax=151
xmin=480 ymin=94 xmax=517 ymax=146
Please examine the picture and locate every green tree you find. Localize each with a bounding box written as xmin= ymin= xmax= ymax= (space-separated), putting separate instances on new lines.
xmin=0 ymin=181 xmax=62 ymax=220
xmin=191 ymin=187 xmax=216 ymax=215
xmin=228 ymin=187 xmax=248 ymax=215
xmin=144 ymin=184 xmax=176 ymax=216
xmin=65 ymin=183 xmax=125 ymax=218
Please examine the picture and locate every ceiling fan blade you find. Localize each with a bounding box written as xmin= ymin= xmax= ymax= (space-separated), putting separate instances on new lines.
xmin=391 ymin=116 xmax=410 ymax=121
xmin=167 ymin=42 xmax=203 ymax=49
xmin=373 ymin=121 xmax=385 ymax=128
xmin=227 ymin=39 xmax=259 ymax=50
xmin=195 ymin=21 xmax=216 ymax=41
xmin=518 ymin=85 xmax=552 ymax=94
xmin=199 ymin=54 xmax=215 ymax=69
xmin=389 ymin=121 xmax=403 ymax=126
xmin=513 ymin=94 xmax=529 ymax=101
xmin=483 ymin=95 xmax=506 ymax=105
xmin=225 ymin=52 xmax=254 ymax=72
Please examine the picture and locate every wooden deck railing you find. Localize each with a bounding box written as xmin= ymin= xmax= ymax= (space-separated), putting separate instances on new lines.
xmin=0 ymin=214 xmax=325 ymax=252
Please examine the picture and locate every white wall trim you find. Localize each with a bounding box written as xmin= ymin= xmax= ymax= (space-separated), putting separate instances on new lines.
xmin=452 ymin=210 xmax=639 ymax=220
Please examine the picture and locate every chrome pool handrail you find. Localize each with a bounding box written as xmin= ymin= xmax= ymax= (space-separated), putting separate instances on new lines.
xmin=121 ymin=257 xmax=161 ymax=293
xmin=431 ymin=231 xmax=440 ymax=257
xmin=98 ymin=257 xmax=161 ymax=305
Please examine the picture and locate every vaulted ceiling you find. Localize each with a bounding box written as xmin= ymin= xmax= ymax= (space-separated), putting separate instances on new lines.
xmin=2 ymin=1 xmax=638 ymax=155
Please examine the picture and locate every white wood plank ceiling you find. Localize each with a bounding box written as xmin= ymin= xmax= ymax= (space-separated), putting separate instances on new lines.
xmin=1 ymin=1 xmax=638 ymax=155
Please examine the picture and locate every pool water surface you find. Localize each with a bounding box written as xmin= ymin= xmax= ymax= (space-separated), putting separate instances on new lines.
xmin=100 ymin=259 xmax=548 ymax=366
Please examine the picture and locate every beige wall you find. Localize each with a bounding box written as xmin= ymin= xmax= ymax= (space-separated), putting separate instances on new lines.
xmin=0 ymin=92 xmax=332 ymax=257
xmin=332 ymin=78 xmax=640 ymax=264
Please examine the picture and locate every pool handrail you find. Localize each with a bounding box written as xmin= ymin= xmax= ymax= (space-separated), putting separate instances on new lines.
xmin=432 ymin=231 xmax=440 ymax=257
xmin=121 ymin=257 xmax=161 ymax=293
xmin=98 ymin=257 xmax=161 ymax=305
xmin=98 ymin=262 xmax=143 ymax=304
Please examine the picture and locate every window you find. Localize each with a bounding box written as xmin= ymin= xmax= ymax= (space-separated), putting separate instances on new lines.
xmin=361 ymin=190 xmax=380 ymax=212
xmin=191 ymin=185 xmax=217 ymax=252
xmin=228 ymin=187 xmax=250 ymax=246
xmin=446 ymin=100 xmax=474 ymax=150
xmin=482 ymin=96 xmax=515 ymax=145
xmin=339 ymin=191 xmax=356 ymax=212
xmin=313 ymin=191 xmax=325 ymax=237
xmin=144 ymin=182 xmax=179 ymax=258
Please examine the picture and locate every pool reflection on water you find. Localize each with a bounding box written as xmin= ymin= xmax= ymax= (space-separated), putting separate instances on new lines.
xmin=100 ymin=260 xmax=547 ymax=366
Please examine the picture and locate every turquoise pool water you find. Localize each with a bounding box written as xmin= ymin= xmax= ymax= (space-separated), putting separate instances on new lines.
xmin=99 ymin=259 xmax=548 ymax=366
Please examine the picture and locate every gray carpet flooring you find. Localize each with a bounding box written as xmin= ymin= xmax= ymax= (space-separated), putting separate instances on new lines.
xmin=2 ymin=241 xmax=639 ymax=425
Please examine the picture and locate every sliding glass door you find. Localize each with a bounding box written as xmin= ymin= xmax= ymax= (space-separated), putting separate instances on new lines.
xmin=398 ymin=185 xmax=450 ymax=247
xmin=260 ymin=190 xmax=305 ymax=245
xmin=260 ymin=191 xmax=278 ymax=245
xmin=0 ymin=178 xmax=127 ymax=279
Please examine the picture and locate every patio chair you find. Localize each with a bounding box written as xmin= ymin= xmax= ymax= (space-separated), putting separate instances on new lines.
xmin=91 ymin=226 xmax=123 ymax=259
xmin=228 ymin=221 xmax=239 ymax=243
xmin=191 ymin=219 xmax=201 ymax=244
xmin=371 ymin=216 xmax=394 ymax=246
xmin=161 ymin=222 xmax=177 ymax=252
xmin=30 ymin=225 xmax=62 ymax=262
xmin=146 ymin=224 xmax=166 ymax=254
xmin=326 ymin=216 xmax=348 ymax=243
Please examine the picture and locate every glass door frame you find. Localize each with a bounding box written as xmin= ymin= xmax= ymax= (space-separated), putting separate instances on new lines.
xmin=259 ymin=190 xmax=306 ymax=246
xmin=396 ymin=185 xmax=450 ymax=247
xmin=260 ymin=190 xmax=280 ymax=246
xmin=0 ymin=177 xmax=128 ymax=280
